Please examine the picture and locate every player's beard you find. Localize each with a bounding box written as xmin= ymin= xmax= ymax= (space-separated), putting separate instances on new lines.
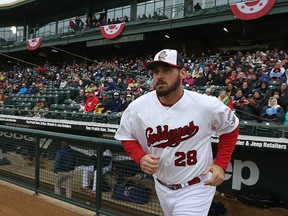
xmin=155 ymin=73 xmax=181 ymax=97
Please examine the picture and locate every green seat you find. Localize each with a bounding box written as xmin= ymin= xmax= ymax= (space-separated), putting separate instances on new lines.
xmin=107 ymin=115 xmax=120 ymax=124
xmin=64 ymin=99 xmax=72 ymax=105
xmin=56 ymin=104 xmax=66 ymax=111
xmin=93 ymin=114 xmax=108 ymax=123
xmin=49 ymin=104 xmax=58 ymax=111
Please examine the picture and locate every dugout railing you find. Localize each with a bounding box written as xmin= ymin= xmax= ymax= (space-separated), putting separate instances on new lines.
xmin=0 ymin=125 xmax=163 ymax=216
xmin=0 ymin=123 xmax=288 ymax=215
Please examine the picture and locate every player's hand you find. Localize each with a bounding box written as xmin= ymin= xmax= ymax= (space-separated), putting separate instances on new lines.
xmin=202 ymin=164 xmax=225 ymax=187
xmin=139 ymin=154 xmax=160 ymax=175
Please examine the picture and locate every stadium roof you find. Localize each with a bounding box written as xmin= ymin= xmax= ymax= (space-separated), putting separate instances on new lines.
xmin=0 ymin=0 xmax=143 ymax=28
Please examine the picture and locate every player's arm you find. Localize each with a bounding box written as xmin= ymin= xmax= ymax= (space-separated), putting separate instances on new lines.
xmin=214 ymin=123 xmax=240 ymax=170
xmin=203 ymin=124 xmax=239 ymax=186
xmin=122 ymin=140 xmax=160 ymax=174
xmin=122 ymin=140 xmax=146 ymax=165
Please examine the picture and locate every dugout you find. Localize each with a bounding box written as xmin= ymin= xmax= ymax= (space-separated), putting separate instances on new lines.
xmin=0 ymin=114 xmax=287 ymax=204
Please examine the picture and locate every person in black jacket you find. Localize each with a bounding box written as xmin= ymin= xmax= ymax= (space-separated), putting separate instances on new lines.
xmin=54 ymin=140 xmax=76 ymax=198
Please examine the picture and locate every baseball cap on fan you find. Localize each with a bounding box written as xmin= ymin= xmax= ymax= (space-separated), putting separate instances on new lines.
xmin=145 ymin=49 xmax=184 ymax=70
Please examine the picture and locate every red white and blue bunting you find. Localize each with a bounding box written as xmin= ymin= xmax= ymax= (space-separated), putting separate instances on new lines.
xmin=100 ymin=23 xmax=125 ymax=40
xmin=26 ymin=37 xmax=43 ymax=51
xmin=230 ymin=0 xmax=276 ymax=20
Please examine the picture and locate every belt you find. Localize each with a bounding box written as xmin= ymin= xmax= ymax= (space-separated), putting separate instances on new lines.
xmin=157 ymin=177 xmax=201 ymax=190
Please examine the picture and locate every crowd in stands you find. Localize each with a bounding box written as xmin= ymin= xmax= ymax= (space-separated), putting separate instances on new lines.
xmin=0 ymin=48 xmax=288 ymax=124
xmin=68 ymin=11 xmax=160 ymax=31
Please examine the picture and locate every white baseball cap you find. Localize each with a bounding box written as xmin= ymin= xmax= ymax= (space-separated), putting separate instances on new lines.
xmin=145 ymin=49 xmax=184 ymax=70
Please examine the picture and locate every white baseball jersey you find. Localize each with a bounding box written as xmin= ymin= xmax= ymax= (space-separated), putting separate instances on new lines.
xmin=115 ymin=89 xmax=239 ymax=184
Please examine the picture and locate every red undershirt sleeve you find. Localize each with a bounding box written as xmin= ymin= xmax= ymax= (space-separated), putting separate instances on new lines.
xmin=214 ymin=124 xmax=240 ymax=170
xmin=122 ymin=140 xmax=147 ymax=166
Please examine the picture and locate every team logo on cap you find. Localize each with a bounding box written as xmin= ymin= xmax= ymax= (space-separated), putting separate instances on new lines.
xmin=158 ymin=51 xmax=168 ymax=61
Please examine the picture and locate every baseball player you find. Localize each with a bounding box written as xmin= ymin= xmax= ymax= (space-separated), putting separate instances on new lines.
xmin=115 ymin=49 xmax=239 ymax=216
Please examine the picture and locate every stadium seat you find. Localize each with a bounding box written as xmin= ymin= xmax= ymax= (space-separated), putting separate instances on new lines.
xmin=56 ymin=104 xmax=66 ymax=111
xmin=107 ymin=115 xmax=121 ymax=124
xmin=254 ymin=126 xmax=281 ymax=138
xmin=239 ymin=124 xmax=255 ymax=136
xmin=82 ymin=112 xmax=95 ymax=122
xmin=49 ymin=104 xmax=58 ymax=111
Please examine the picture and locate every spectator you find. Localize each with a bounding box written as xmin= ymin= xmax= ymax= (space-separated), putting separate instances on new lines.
xmin=75 ymin=16 xmax=84 ymax=30
xmin=97 ymin=78 xmax=107 ymax=93
xmin=73 ymin=89 xmax=86 ymax=104
xmin=94 ymin=102 xmax=105 ymax=114
xmin=244 ymin=68 xmax=255 ymax=81
xmin=280 ymin=69 xmax=288 ymax=84
xmin=122 ymin=15 xmax=129 ymax=22
xmin=79 ymin=100 xmax=86 ymax=112
xmin=85 ymin=17 xmax=92 ymax=29
xmin=260 ymin=96 xmax=285 ymax=124
xmin=248 ymin=73 xmax=260 ymax=90
xmin=0 ymin=91 xmax=5 ymax=105
xmin=204 ymin=88 xmax=212 ymax=96
xmin=191 ymin=86 xmax=198 ymax=92
xmin=206 ymin=73 xmax=214 ymax=86
xmin=225 ymin=70 xmax=238 ymax=85
xmin=128 ymin=78 xmax=138 ymax=89
xmin=84 ymin=91 xmax=99 ymax=112
xmin=240 ymin=81 xmax=252 ymax=98
xmin=115 ymin=78 xmax=124 ymax=91
xmin=284 ymin=112 xmax=288 ymax=125
xmin=91 ymin=15 xmax=98 ymax=27
xmin=234 ymin=71 xmax=246 ymax=88
xmin=210 ymin=85 xmax=218 ymax=97
xmin=277 ymin=83 xmax=288 ymax=112
xmin=203 ymin=65 xmax=212 ymax=78
xmin=80 ymin=149 xmax=113 ymax=197
xmin=194 ymin=71 xmax=207 ymax=86
xmin=141 ymin=14 xmax=147 ymax=19
xmin=106 ymin=92 xmax=121 ymax=114
xmin=183 ymin=72 xmax=194 ymax=87
xmin=18 ymin=83 xmax=28 ymax=94
xmin=256 ymin=81 xmax=271 ymax=102
xmin=121 ymin=79 xmax=128 ymax=91
xmin=192 ymin=69 xmax=200 ymax=79
xmin=85 ymin=81 xmax=98 ymax=93
xmin=138 ymin=76 xmax=148 ymax=90
xmin=131 ymin=85 xmax=143 ymax=99
xmin=99 ymin=92 xmax=110 ymax=112
xmin=217 ymin=90 xmax=234 ymax=110
xmin=54 ymin=140 xmax=76 ymax=199
xmin=69 ymin=20 xmax=75 ymax=30
xmin=212 ymin=68 xmax=225 ymax=86
xmin=252 ymin=89 xmax=265 ymax=109
xmin=271 ymin=89 xmax=288 ymax=113
xmin=32 ymin=101 xmax=49 ymax=118
xmin=58 ymin=79 xmax=68 ymax=88
xmin=242 ymin=60 xmax=253 ymax=74
xmin=30 ymin=83 xmax=40 ymax=94
xmin=261 ymin=64 xmax=270 ymax=76
xmin=106 ymin=77 xmax=116 ymax=91
xmin=257 ymin=68 xmax=269 ymax=83
xmin=269 ymin=66 xmax=284 ymax=82
xmin=194 ymin=2 xmax=202 ymax=11
xmin=119 ymin=94 xmax=133 ymax=114
xmin=232 ymin=89 xmax=248 ymax=117
xmin=225 ymin=82 xmax=237 ymax=98
xmin=240 ymin=94 xmax=262 ymax=121
xmin=3 ymin=94 xmax=13 ymax=106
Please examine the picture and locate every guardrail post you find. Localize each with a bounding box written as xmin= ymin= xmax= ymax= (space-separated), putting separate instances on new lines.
xmin=95 ymin=146 xmax=103 ymax=216
xmin=34 ymin=136 xmax=40 ymax=194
